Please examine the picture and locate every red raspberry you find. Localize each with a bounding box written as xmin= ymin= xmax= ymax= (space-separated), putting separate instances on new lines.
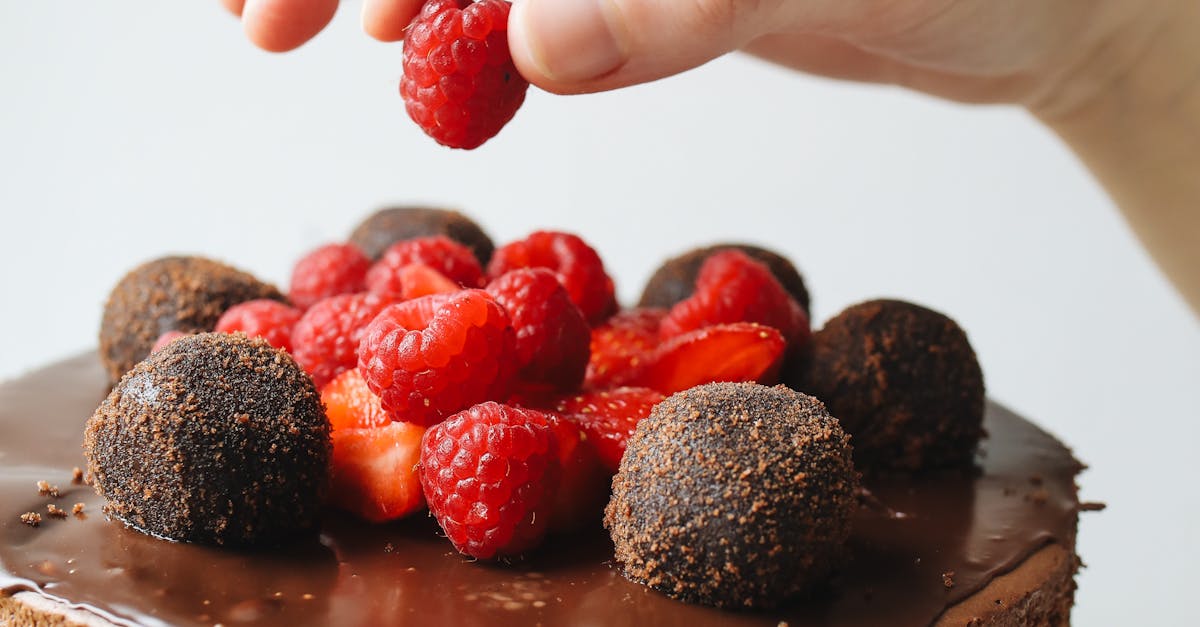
xmin=321 ymin=368 xmax=393 ymax=431
xmin=487 ymin=231 xmax=617 ymax=325
xmin=289 ymin=243 xmax=371 ymax=310
xmin=584 ymin=308 xmax=666 ymax=389
xmin=553 ymin=387 xmax=664 ymax=474
xmin=214 ymin=299 xmax=303 ymax=353
xmin=366 ymin=236 xmax=484 ymax=296
xmin=485 ymin=268 xmax=590 ymax=391
xmin=401 ymin=0 xmax=528 ymax=149
xmin=660 ymin=250 xmax=810 ymax=348
xmin=357 ymin=290 xmax=517 ymax=426
xmin=291 ymin=293 xmax=400 ymax=389
xmin=419 ymin=402 xmax=558 ymax=558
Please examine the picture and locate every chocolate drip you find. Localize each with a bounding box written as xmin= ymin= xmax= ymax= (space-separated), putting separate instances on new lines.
xmin=1 ymin=354 xmax=1081 ymax=627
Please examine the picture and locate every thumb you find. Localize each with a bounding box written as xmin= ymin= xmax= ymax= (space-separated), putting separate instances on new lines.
xmin=508 ymin=0 xmax=784 ymax=93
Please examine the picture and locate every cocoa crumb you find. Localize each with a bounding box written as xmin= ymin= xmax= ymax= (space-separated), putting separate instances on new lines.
xmin=21 ymin=512 xmax=42 ymax=527
xmin=37 ymin=480 xmax=60 ymax=498
xmin=72 ymin=503 xmax=86 ymax=516
xmin=1080 ymin=501 xmax=1107 ymax=512
xmin=384 ymin=543 xmax=395 ymax=554
xmin=1026 ymin=488 xmax=1050 ymax=505
xmin=47 ymin=504 xmax=68 ymax=519
xmin=942 ymin=571 xmax=955 ymax=589
xmin=71 ymin=467 xmax=84 ymax=484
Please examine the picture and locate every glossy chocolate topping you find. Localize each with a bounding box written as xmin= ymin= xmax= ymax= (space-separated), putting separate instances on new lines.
xmin=0 ymin=354 xmax=1082 ymax=627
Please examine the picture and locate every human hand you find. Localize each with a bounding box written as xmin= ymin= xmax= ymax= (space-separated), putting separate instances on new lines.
xmin=221 ymin=0 xmax=1169 ymax=118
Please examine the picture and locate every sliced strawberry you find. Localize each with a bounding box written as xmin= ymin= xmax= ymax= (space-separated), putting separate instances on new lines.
xmin=321 ymin=368 xmax=393 ymax=431
xmin=329 ymin=421 xmax=426 ymax=523
xmin=544 ymin=412 xmax=610 ymax=532
xmin=393 ymin=263 xmax=461 ymax=300
xmin=630 ymin=323 xmax=786 ymax=395
xmin=554 ymin=387 xmax=664 ymax=474
xmin=584 ymin=308 xmax=666 ymax=390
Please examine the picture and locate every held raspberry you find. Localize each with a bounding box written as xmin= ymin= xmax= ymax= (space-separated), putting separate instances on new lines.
xmin=419 ymin=402 xmax=559 ymax=558
xmin=357 ymin=290 xmax=517 ymax=426
xmin=401 ymin=0 xmax=528 ymax=149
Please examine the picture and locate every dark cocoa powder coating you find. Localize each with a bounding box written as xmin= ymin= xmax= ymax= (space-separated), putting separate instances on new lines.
xmin=789 ymin=299 xmax=985 ymax=472
xmin=98 ymin=256 xmax=285 ymax=383
xmin=84 ymin=333 xmax=330 ymax=546
xmin=1 ymin=354 xmax=1082 ymax=627
xmin=606 ymin=383 xmax=858 ymax=609
xmin=638 ymin=243 xmax=811 ymax=315
xmin=349 ymin=206 xmax=495 ymax=264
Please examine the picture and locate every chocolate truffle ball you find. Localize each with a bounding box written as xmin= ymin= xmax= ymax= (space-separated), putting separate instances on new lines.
xmin=790 ymin=299 xmax=985 ymax=472
xmin=84 ymin=333 xmax=331 ymax=546
xmin=348 ymin=206 xmax=495 ymax=264
xmin=98 ymin=256 xmax=285 ymax=383
xmin=604 ymin=383 xmax=858 ymax=609
xmin=638 ymin=243 xmax=811 ymax=315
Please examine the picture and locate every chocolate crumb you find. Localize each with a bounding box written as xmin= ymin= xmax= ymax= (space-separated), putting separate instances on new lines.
xmin=384 ymin=543 xmax=396 ymax=554
xmin=1027 ymin=489 xmax=1050 ymax=505
xmin=942 ymin=571 xmax=955 ymax=589
xmin=1080 ymin=501 xmax=1107 ymax=512
xmin=37 ymin=480 xmax=60 ymax=498
xmin=47 ymin=504 xmax=68 ymax=519
xmin=72 ymin=503 xmax=86 ymax=516
xmin=71 ymin=467 xmax=84 ymax=484
xmin=21 ymin=512 xmax=42 ymax=527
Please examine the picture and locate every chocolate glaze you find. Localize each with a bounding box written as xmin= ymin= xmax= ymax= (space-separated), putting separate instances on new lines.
xmin=1 ymin=354 xmax=1082 ymax=627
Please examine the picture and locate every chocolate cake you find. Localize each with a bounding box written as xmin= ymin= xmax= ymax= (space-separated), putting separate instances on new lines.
xmin=1 ymin=353 xmax=1086 ymax=626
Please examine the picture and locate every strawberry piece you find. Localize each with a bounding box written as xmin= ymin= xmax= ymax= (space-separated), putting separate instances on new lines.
xmin=366 ymin=235 xmax=485 ymax=296
xmin=390 ymin=263 xmax=461 ymax=300
xmin=357 ymin=290 xmax=517 ymax=426
xmin=661 ymin=250 xmax=810 ymax=350
xmin=321 ymin=368 xmax=393 ymax=431
xmin=214 ymin=299 xmax=303 ymax=353
xmin=400 ymin=0 xmax=528 ymax=149
xmin=544 ymin=412 xmax=609 ymax=532
xmin=630 ymin=323 xmax=786 ymax=395
xmin=486 ymin=268 xmax=591 ymax=391
xmin=288 ymin=243 xmax=371 ymax=310
xmin=553 ymin=387 xmax=664 ymax=474
xmin=487 ymin=231 xmax=617 ymax=325
xmin=419 ymin=402 xmax=558 ymax=558
xmin=329 ymin=421 xmax=426 ymax=523
xmin=584 ymin=308 xmax=666 ymax=389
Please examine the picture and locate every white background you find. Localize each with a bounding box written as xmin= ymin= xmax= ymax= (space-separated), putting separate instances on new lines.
xmin=2 ymin=3 xmax=1197 ymax=625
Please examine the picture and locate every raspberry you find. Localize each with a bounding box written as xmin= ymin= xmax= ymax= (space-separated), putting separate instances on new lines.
xmin=543 ymin=412 xmax=609 ymax=532
xmin=584 ymin=308 xmax=666 ymax=389
xmin=487 ymin=231 xmax=617 ymax=325
xmin=366 ymin=236 xmax=484 ymax=296
xmin=321 ymin=368 xmax=393 ymax=431
xmin=400 ymin=0 xmax=528 ymax=149
xmin=389 ymin=263 xmax=461 ymax=300
xmin=357 ymin=290 xmax=517 ymax=426
xmin=214 ymin=299 xmax=303 ymax=353
xmin=485 ymin=268 xmax=590 ymax=390
xmin=553 ymin=387 xmax=664 ymax=474
xmin=289 ymin=243 xmax=371 ymax=310
xmin=330 ymin=421 xmax=426 ymax=523
xmin=419 ymin=402 xmax=558 ymax=558
xmin=660 ymin=250 xmax=810 ymax=348
xmin=291 ymin=293 xmax=400 ymax=389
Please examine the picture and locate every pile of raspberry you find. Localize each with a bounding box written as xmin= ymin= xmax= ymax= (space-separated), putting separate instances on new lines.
xmin=162 ymin=221 xmax=810 ymax=560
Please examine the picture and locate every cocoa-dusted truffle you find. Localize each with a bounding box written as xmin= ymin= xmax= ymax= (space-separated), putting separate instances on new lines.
xmin=604 ymin=382 xmax=857 ymax=609
xmin=98 ymin=256 xmax=285 ymax=383
xmin=638 ymin=243 xmax=811 ymax=315
xmin=790 ymin=299 xmax=985 ymax=472
xmin=84 ymin=333 xmax=330 ymax=546
xmin=349 ymin=206 xmax=495 ymax=265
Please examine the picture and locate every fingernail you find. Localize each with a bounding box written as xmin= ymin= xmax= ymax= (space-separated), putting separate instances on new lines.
xmin=513 ymin=0 xmax=627 ymax=82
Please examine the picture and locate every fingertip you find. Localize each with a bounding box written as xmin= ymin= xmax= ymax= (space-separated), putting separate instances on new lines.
xmin=242 ymin=0 xmax=339 ymax=53
xmin=508 ymin=0 xmax=629 ymax=94
xmin=221 ymin=0 xmax=246 ymax=17
xmin=362 ymin=0 xmax=419 ymax=42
